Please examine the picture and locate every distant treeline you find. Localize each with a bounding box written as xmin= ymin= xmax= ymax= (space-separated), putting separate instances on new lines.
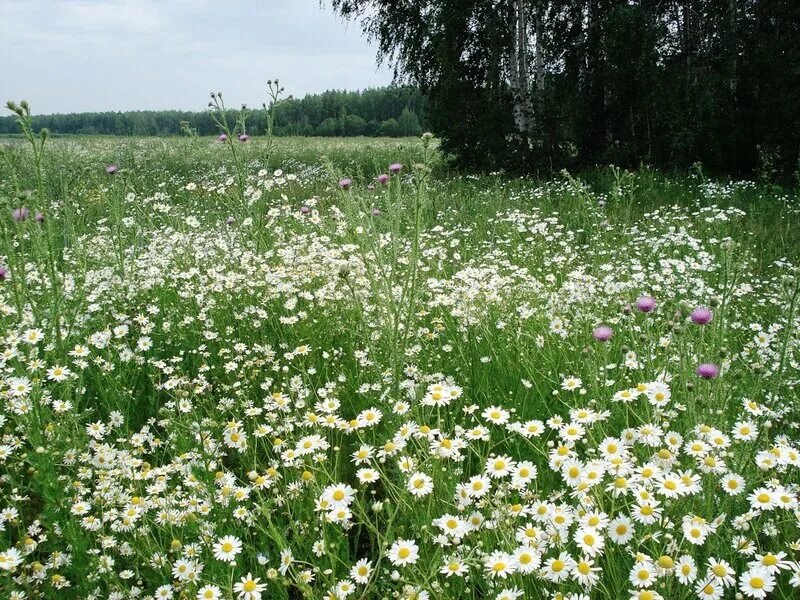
xmin=0 ymin=87 xmax=427 ymax=137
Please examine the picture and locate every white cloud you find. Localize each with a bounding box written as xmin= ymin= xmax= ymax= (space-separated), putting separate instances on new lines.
xmin=1 ymin=0 xmax=394 ymax=113
xmin=61 ymin=0 xmax=168 ymax=33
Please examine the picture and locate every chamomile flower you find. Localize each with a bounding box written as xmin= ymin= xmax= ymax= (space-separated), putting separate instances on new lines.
xmin=407 ymin=472 xmax=434 ymax=497
xmin=738 ymin=567 xmax=775 ymax=598
xmin=212 ymin=535 xmax=242 ymax=563
xmin=350 ymin=558 xmax=372 ymax=584
xmin=388 ymin=539 xmax=419 ymax=566
xmin=234 ymin=573 xmax=266 ymax=600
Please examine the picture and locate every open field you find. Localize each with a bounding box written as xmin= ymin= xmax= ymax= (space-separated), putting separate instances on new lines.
xmin=1 ymin=135 xmax=799 ymax=599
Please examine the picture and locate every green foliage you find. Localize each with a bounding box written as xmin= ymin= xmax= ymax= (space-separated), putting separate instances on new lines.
xmin=0 ymin=86 xmax=427 ymax=140
xmin=333 ymin=0 xmax=800 ymax=177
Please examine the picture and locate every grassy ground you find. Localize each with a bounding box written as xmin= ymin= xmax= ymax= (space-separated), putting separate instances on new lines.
xmin=0 ymin=135 xmax=799 ymax=599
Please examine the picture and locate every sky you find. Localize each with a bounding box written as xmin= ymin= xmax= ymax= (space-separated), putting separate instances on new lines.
xmin=1 ymin=0 xmax=394 ymax=114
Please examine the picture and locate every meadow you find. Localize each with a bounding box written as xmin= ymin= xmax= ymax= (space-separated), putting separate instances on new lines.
xmin=0 ymin=129 xmax=799 ymax=600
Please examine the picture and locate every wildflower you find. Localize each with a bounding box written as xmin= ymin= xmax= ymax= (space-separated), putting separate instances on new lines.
xmin=339 ymin=178 xmax=353 ymax=190
xmin=377 ymin=174 xmax=389 ymax=185
xmin=738 ymin=568 xmax=775 ymax=598
xmin=388 ymin=539 xmax=419 ymax=566
xmin=750 ymin=551 xmax=790 ymax=574
xmin=732 ymin=421 xmax=758 ymax=442
xmin=542 ymin=552 xmax=575 ymax=583
xmin=485 ymin=551 xmax=515 ymax=579
xmin=0 ymin=547 xmax=22 ymax=570
xmin=592 ymin=325 xmax=613 ymax=342
xmin=629 ymin=591 xmax=663 ymax=600
xmin=350 ymin=558 xmax=372 ymax=584
xmin=389 ymin=162 xmax=402 ymax=173
xmin=106 ymin=164 xmax=118 ymax=174
xmin=483 ymin=405 xmax=510 ymax=424
xmin=496 ymin=589 xmax=524 ymax=600
xmin=197 ymin=585 xmax=222 ymax=600
xmin=356 ymin=468 xmax=380 ymax=484
xmin=486 ymin=455 xmax=515 ymax=478
xmin=748 ymin=488 xmax=776 ymax=511
xmin=407 ymin=472 xmax=434 ymax=497
xmin=279 ymin=549 xmax=294 ymax=575
xmin=11 ymin=207 xmax=29 ymax=221
xmin=691 ymin=307 xmax=713 ymax=324
xmin=440 ymin=556 xmax=468 ymax=577
xmin=695 ymin=579 xmax=723 ymax=599
xmin=154 ymin=585 xmax=174 ymax=599
xmin=676 ymin=555 xmax=697 ymax=584
xmin=434 ymin=514 xmax=468 ymax=538
xmin=576 ymin=528 xmax=605 ymax=557
xmin=47 ymin=365 xmax=71 ymax=382
xmin=512 ymin=546 xmax=540 ymax=573
xmin=23 ymin=328 xmax=44 ymax=344
xmin=697 ymin=363 xmax=719 ymax=379
xmin=629 ymin=559 xmax=656 ymax=588
xmin=707 ymin=558 xmax=735 ymax=587
xmin=321 ymin=483 xmax=354 ymax=510
xmin=212 ymin=535 xmax=242 ymax=563
xmin=608 ymin=516 xmax=635 ymax=544
xmin=635 ymin=295 xmax=656 ymax=312
xmin=574 ymin=557 xmax=601 ymax=587
xmin=234 ymin=573 xmax=266 ymax=600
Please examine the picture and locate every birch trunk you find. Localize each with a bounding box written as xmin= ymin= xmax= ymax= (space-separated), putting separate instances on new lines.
xmin=510 ymin=0 xmax=533 ymax=136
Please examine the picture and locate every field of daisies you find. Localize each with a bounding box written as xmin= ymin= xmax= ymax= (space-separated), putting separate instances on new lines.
xmin=1 ymin=117 xmax=800 ymax=600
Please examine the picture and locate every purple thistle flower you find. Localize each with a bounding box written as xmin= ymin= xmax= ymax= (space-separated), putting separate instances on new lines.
xmin=592 ymin=325 xmax=613 ymax=342
xmin=690 ymin=307 xmax=713 ymax=325
xmin=218 ymin=133 xmax=228 ymax=142
xmin=339 ymin=178 xmax=352 ymax=190
xmin=635 ymin=295 xmax=657 ymax=313
xmin=300 ymin=205 xmax=311 ymax=215
xmin=697 ymin=363 xmax=720 ymax=379
xmin=12 ymin=207 xmax=29 ymax=222
xmin=226 ymin=216 xmax=235 ymax=225
xmin=0 ymin=266 xmax=8 ymax=281
xmin=377 ymin=173 xmax=390 ymax=185
xmin=35 ymin=212 xmax=45 ymax=223
xmin=371 ymin=207 xmax=382 ymax=216
xmin=389 ymin=162 xmax=402 ymax=174
xmin=238 ymin=134 xmax=250 ymax=142
xmin=106 ymin=164 xmax=118 ymax=175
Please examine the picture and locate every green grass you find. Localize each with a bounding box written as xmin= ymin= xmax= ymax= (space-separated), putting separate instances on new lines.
xmin=0 ymin=135 xmax=799 ymax=599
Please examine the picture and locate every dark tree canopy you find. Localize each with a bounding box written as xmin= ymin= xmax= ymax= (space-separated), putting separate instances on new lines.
xmin=332 ymin=0 xmax=800 ymax=176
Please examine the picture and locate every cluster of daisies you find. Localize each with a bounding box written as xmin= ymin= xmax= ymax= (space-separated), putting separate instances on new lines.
xmin=0 ymin=141 xmax=798 ymax=600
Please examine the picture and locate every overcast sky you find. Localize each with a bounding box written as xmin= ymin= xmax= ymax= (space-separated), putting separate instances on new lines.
xmin=1 ymin=0 xmax=394 ymax=114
